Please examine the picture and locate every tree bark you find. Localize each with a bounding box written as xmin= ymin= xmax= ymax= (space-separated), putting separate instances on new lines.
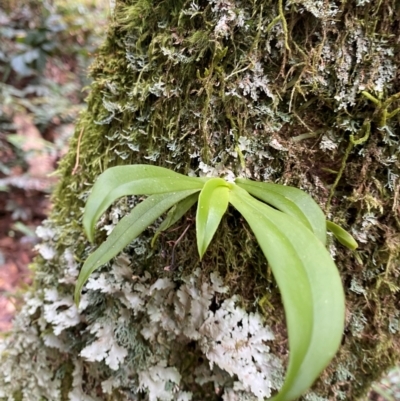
xmin=1 ymin=1 xmax=399 ymax=400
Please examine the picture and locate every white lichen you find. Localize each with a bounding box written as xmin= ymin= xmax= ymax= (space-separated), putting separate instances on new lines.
xmin=80 ymin=319 xmax=128 ymax=370
xmin=43 ymin=289 xmax=80 ymax=335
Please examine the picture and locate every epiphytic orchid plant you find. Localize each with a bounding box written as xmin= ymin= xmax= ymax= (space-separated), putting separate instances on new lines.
xmin=75 ymin=164 xmax=357 ymax=401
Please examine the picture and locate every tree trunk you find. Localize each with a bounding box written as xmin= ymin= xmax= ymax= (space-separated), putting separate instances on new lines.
xmin=1 ymin=1 xmax=399 ymax=400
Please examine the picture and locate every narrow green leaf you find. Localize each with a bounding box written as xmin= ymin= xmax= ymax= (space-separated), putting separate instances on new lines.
xmin=196 ymin=178 xmax=230 ymax=259
xmin=83 ymin=165 xmax=206 ymax=242
xmin=229 ymin=185 xmax=345 ymax=401
xmin=75 ymin=189 xmax=199 ymax=305
xmin=327 ymin=220 xmax=358 ymax=250
xmin=236 ymin=178 xmax=327 ymax=245
xmin=151 ymin=192 xmax=199 ymax=247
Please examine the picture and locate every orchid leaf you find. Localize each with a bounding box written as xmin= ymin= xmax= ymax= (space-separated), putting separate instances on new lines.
xmin=75 ymin=189 xmax=199 ymax=304
xmin=196 ymin=178 xmax=230 ymax=259
xmin=83 ymin=165 xmax=205 ymax=241
xmin=228 ymin=185 xmax=345 ymax=401
xmin=151 ymin=192 xmax=199 ymax=247
xmin=236 ymin=178 xmax=327 ymax=245
xmin=327 ymin=220 xmax=358 ymax=250
xmin=77 ymin=163 xmax=347 ymax=401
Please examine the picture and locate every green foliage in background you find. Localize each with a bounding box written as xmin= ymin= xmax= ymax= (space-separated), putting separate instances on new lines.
xmin=0 ymin=0 xmax=107 ymax=191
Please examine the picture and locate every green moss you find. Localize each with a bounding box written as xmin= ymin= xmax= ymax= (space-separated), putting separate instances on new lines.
xmin=50 ymin=0 xmax=400 ymax=397
xmin=1 ymin=0 xmax=400 ymax=400
xmin=11 ymin=392 xmax=22 ymax=401
xmin=60 ymin=361 xmax=74 ymax=401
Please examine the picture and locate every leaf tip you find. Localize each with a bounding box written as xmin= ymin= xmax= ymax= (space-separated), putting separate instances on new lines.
xmin=326 ymin=220 xmax=358 ymax=251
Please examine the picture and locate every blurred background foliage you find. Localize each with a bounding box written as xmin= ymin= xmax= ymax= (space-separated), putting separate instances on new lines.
xmin=0 ymin=0 xmax=107 ymax=191
xmin=0 ymin=0 xmax=108 ymax=330
xmin=0 ymin=0 xmax=398 ymax=399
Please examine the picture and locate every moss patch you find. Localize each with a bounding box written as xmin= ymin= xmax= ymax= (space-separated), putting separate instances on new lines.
xmin=1 ymin=0 xmax=400 ymax=400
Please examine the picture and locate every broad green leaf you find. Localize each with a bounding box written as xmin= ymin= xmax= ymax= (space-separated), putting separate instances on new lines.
xmin=151 ymin=192 xmax=199 ymax=247
xmin=327 ymin=220 xmax=358 ymax=250
xmin=83 ymin=165 xmax=206 ymax=242
xmin=75 ymin=189 xmax=198 ymax=305
xmin=196 ymin=178 xmax=230 ymax=259
xmin=228 ymin=185 xmax=345 ymax=401
xmin=236 ymin=178 xmax=327 ymax=245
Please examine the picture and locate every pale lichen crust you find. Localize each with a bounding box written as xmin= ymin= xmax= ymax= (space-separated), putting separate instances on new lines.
xmin=1 ymin=0 xmax=400 ymax=400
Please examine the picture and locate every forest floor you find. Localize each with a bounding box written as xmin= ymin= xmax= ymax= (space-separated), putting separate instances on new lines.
xmin=0 ymin=1 xmax=398 ymax=400
xmin=0 ymin=0 xmax=107 ymax=331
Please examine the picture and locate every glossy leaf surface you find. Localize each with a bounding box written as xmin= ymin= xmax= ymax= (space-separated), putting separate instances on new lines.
xmin=83 ymin=165 xmax=205 ymax=241
xmin=77 ymin=163 xmax=346 ymax=401
xmin=75 ymin=189 xmax=198 ymax=304
xmin=236 ymin=178 xmax=327 ymax=245
xmin=229 ymin=185 xmax=345 ymax=401
xmin=196 ymin=178 xmax=230 ymax=259
xmin=327 ymin=220 xmax=358 ymax=250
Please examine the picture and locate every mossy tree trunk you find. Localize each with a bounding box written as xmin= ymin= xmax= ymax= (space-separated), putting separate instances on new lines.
xmin=1 ymin=1 xmax=399 ymax=400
